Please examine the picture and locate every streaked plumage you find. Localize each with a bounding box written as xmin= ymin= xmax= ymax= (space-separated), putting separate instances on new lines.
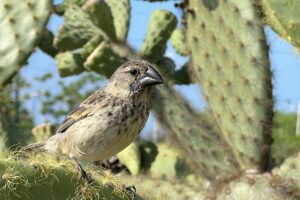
xmin=26 ymin=60 xmax=163 ymax=169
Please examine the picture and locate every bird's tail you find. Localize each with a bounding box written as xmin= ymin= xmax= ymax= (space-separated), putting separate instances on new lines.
xmin=21 ymin=142 xmax=46 ymax=153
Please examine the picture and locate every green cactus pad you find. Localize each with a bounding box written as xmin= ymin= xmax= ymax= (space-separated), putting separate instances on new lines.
xmin=63 ymin=0 xmax=85 ymax=7
xmin=214 ymin=173 xmax=298 ymax=200
xmin=106 ymin=0 xmax=131 ymax=42
xmin=171 ymin=28 xmax=189 ymax=56
xmin=186 ymin=0 xmax=273 ymax=170
xmin=261 ymin=0 xmax=300 ymax=50
xmin=56 ymin=51 xmax=85 ymax=77
xmin=84 ymin=42 xmax=124 ymax=77
xmin=0 ymin=0 xmax=52 ymax=87
xmin=273 ymin=151 xmax=300 ymax=189
xmin=121 ymin=175 xmax=205 ymax=200
xmin=141 ymin=10 xmax=177 ymax=63
xmin=151 ymin=86 xmax=239 ymax=179
xmin=0 ymin=158 xmax=142 ymax=200
xmin=54 ymin=5 xmax=100 ymax=51
xmin=83 ymin=0 xmax=117 ymax=41
xmin=54 ymin=0 xmax=86 ymax=16
xmin=149 ymin=144 xmax=189 ymax=179
xmin=117 ymin=143 xmax=141 ymax=176
xmin=81 ymin=34 xmax=106 ymax=58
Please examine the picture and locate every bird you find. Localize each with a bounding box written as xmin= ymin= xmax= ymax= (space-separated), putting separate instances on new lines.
xmin=24 ymin=60 xmax=163 ymax=183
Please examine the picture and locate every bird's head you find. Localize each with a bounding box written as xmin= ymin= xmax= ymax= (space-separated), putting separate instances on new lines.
xmin=105 ymin=60 xmax=164 ymax=97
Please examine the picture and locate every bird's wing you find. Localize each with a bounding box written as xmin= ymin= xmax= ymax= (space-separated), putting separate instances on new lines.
xmin=56 ymin=105 xmax=95 ymax=133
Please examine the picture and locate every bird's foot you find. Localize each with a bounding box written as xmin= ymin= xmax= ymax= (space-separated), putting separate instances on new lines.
xmin=70 ymin=157 xmax=93 ymax=184
xmin=124 ymin=185 xmax=136 ymax=200
xmin=80 ymin=169 xmax=93 ymax=184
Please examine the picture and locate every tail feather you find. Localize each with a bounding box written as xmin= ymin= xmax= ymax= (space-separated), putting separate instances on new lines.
xmin=22 ymin=143 xmax=45 ymax=152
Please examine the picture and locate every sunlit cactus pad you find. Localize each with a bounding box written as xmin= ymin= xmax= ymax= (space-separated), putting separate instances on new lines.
xmin=0 ymin=0 xmax=52 ymax=87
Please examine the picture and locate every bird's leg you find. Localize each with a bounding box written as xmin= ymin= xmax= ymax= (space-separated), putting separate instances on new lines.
xmin=70 ymin=157 xmax=92 ymax=184
xmin=124 ymin=185 xmax=136 ymax=200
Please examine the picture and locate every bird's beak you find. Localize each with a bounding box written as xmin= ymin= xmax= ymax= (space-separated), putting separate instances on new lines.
xmin=139 ymin=65 xmax=164 ymax=88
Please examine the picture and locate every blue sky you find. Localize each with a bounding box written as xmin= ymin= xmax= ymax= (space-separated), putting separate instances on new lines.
xmin=21 ymin=0 xmax=300 ymax=130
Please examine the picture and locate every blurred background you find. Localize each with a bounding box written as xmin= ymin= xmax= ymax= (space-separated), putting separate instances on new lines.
xmin=4 ymin=0 xmax=300 ymax=154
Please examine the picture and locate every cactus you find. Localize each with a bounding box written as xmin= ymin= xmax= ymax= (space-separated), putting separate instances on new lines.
xmin=171 ymin=28 xmax=189 ymax=56
xmin=261 ymin=0 xmax=300 ymax=50
xmin=54 ymin=5 xmax=100 ymax=51
xmin=212 ymin=173 xmax=299 ymax=200
xmin=185 ymin=0 xmax=273 ymax=171
xmin=273 ymin=151 xmax=300 ymax=189
xmin=106 ymin=0 xmax=131 ymax=42
xmin=116 ymin=143 xmax=141 ymax=176
xmin=3 ymin=0 xmax=300 ymax=199
xmin=82 ymin=0 xmax=117 ymax=41
xmin=0 ymin=157 xmax=143 ymax=199
xmin=81 ymin=34 xmax=106 ymax=58
xmin=151 ymin=86 xmax=239 ymax=179
xmin=141 ymin=10 xmax=178 ymax=63
xmin=84 ymin=42 xmax=125 ymax=77
xmin=0 ymin=0 xmax=52 ymax=87
xmin=121 ymin=175 xmax=205 ymax=200
xmin=149 ymin=144 xmax=189 ymax=179
xmin=56 ymin=51 xmax=85 ymax=77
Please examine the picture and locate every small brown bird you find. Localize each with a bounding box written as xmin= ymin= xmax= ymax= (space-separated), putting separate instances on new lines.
xmin=25 ymin=60 xmax=163 ymax=182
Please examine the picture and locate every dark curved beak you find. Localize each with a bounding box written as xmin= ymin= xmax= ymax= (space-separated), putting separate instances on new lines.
xmin=139 ymin=65 xmax=164 ymax=88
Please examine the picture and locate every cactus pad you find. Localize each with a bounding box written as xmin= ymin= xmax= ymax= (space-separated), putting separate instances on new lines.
xmin=0 ymin=0 xmax=52 ymax=87
xmin=84 ymin=42 xmax=124 ymax=77
xmin=186 ymin=0 xmax=273 ymax=170
xmin=54 ymin=5 xmax=100 ymax=51
xmin=56 ymin=51 xmax=85 ymax=77
xmin=171 ymin=28 xmax=189 ymax=56
xmin=106 ymin=0 xmax=131 ymax=42
xmin=116 ymin=142 xmax=141 ymax=176
xmin=141 ymin=10 xmax=177 ymax=63
xmin=261 ymin=0 xmax=300 ymax=50
xmin=83 ymin=0 xmax=117 ymax=41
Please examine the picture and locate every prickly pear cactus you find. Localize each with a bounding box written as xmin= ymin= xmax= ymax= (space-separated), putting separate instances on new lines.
xmin=213 ymin=173 xmax=299 ymax=200
xmin=141 ymin=10 xmax=177 ymax=63
xmin=56 ymin=51 xmax=85 ymax=77
xmin=0 ymin=0 xmax=52 ymax=87
xmin=149 ymin=144 xmax=189 ymax=179
xmin=0 ymin=157 xmax=142 ymax=200
xmin=84 ymin=42 xmax=125 ymax=77
xmin=186 ymin=0 xmax=273 ymax=171
xmin=171 ymin=28 xmax=189 ymax=56
xmin=151 ymin=86 xmax=239 ymax=179
xmin=261 ymin=0 xmax=300 ymax=50
xmin=117 ymin=142 xmax=141 ymax=176
xmin=54 ymin=5 xmax=100 ymax=50
xmin=83 ymin=0 xmax=117 ymax=41
xmin=106 ymin=0 xmax=131 ymax=42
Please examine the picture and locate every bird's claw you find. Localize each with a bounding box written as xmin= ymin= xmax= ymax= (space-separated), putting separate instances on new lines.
xmin=124 ymin=185 xmax=136 ymax=200
xmin=80 ymin=170 xmax=93 ymax=184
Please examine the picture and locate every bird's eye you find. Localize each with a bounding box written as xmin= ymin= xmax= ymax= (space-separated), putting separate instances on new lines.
xmin=130 ymin=69 xmax=139 ymax=77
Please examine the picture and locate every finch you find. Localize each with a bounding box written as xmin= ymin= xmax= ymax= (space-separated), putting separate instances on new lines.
xmin=25 ymin=60 xmax=163 ymax=182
